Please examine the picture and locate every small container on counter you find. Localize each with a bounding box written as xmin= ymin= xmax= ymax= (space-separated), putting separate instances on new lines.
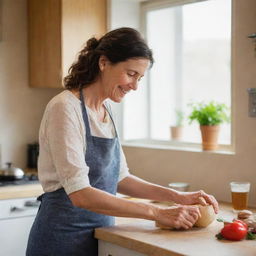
xmin=168 ymin=182 xmax=190 ymax=192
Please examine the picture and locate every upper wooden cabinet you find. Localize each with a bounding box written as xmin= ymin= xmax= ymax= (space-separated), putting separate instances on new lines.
xmin=28 ymin=0 xmax=107 ymax=88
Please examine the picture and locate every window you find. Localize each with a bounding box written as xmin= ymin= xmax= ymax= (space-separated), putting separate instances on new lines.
xmin=123 ymin=0 xmax=232 ymax=147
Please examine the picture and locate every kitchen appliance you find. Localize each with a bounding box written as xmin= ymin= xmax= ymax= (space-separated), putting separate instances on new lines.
xmin=27 ymin=143 xmax=39 ymax=169
xmin=0 ymin=162 xmax=24 ymax=181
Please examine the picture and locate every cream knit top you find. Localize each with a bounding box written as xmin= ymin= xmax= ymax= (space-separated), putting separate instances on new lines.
xmin=38 ymin=90 xmax=130 ymax=195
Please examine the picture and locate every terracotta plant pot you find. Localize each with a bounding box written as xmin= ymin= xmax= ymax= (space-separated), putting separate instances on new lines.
xmin=170 ymin=126 xmax=183 ymax=141
xmin=200 ymin=125 xmax=220 ymax=151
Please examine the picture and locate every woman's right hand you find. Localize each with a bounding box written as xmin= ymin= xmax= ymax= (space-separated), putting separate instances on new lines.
xmin=154 ymin=205 xmax=201 ymax=230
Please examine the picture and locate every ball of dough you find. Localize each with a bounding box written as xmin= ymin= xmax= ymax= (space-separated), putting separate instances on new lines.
xmin=194 ymin=204 xmax=216 ymax=227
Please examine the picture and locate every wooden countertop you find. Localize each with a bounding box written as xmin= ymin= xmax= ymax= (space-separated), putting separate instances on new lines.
xmin=0 ymin=183 xmax=43 ymax=200
xmin=95 ymin=202 xmax=256 ymax=256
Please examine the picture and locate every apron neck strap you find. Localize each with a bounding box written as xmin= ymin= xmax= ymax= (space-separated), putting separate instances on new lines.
xmin=79 ymin=89 xmax=119 ymax=138
xmin=79 ymin=89 xmax=92 ymax=137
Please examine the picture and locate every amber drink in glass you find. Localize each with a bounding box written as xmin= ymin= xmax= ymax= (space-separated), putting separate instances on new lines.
xmin=230 ymin=182 xmax=250 ymax=210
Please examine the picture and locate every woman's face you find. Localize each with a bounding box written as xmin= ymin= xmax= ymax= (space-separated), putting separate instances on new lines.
xmin=99 ymin=57 xmax=150 ymax=103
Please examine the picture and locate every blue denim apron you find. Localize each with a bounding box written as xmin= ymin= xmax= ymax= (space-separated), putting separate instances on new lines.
xmin=26 ymin=91 xmax=120 ymax=256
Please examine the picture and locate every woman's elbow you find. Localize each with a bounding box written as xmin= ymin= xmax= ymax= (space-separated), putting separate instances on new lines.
xmin=68 ymin=187 xmax=94 ymax=209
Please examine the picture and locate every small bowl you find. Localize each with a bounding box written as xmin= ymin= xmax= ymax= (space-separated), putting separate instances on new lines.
xmin=168 ymin=182 xmax=189 ymax=192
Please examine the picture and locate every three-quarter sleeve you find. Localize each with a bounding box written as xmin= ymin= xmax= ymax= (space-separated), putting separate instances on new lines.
xmin=46 ymin=101 xmax=91 ymax=194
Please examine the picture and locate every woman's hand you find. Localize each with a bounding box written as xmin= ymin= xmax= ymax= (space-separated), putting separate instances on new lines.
xmin=174 ymin=190 xmax=219 ymax=214
xmin=154 ymin=205 xmax=201 ymax=230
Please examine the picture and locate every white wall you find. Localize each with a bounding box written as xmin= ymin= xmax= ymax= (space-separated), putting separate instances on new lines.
xmin=108 ymin=0 xmax=141 ymax=30
xmin=0 ymin=0 xmax=61 ymax=169
xmin=108 ymin=0 xmax=141 ymax=139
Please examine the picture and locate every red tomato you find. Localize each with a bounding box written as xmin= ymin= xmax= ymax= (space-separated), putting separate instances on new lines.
xmin=233 ymin=219 xmax=248 ymax=230
xmin=221 ymin=222 xmax=247 ymax=241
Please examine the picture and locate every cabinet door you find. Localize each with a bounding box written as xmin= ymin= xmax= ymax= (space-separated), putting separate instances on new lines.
xmin=0 ymin=198 xmax=39 ymax=219
xmin=28 ymin=0 xmax=62 ymax=88
xmin=0 ymin=215 xmax=35 ymax=256
xmin=0 ymin=197 xmax=39 ymax=256
xmin=98 ymin=240 xmax=146 ymax=256
xmin=61 ymin=0 xmax=107 ymax=78
xmin=28 ymin=0 xmax=107 ymax=88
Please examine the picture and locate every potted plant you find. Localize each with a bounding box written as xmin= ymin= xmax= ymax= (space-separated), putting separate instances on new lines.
xmin=170 ymin=110 xmax=184 ymax=141
xmin=188 ymin=101 xmax=230 ymax=151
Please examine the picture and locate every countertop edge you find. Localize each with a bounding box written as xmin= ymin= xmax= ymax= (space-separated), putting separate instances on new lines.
xmin=95 ymin=225 xmax=183 ymax=256
xmin=0 ymin=183 xmax=43 ymax=200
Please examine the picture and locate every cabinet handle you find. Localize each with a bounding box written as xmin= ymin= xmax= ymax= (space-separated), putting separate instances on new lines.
xmin=24 ymin=200 xmax=40 ymax=207
xmin=10 ymin=206 xmax=26 ymax=212
xmin=10 ymin=200 xmax=40 ymax=212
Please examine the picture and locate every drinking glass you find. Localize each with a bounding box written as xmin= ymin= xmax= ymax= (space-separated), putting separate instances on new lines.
xmin=230 ymin=182 xmax=250 ymax=211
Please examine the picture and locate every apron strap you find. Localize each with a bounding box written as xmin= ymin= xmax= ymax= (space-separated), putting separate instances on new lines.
xmin=79 ymin=89 xmax=92 ymax=138
xmin=104 ymin=101 xmax=119 ymax=138
xmin=80 ymin=89 xmax=118 ymax=138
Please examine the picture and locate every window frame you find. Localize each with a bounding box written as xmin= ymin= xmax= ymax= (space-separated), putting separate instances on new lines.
xmin=121 ymin=0 xmax=234 ymax=154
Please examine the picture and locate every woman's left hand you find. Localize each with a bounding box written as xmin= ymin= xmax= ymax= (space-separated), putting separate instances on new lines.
xmin=174 ymin=190 xmax=219 ymax=214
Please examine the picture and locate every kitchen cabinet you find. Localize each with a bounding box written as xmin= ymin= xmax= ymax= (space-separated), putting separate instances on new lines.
xmin=27 ymin=0 xmax=107 ymax=88
xmin=99 ymin=240 xmax=146 ymax=256
xmin=0 ymin=197 xmax=40 ymax=256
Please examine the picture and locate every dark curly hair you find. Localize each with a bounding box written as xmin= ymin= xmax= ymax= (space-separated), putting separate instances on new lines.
xmin=64 ymin=27 xmax=154 ymax=90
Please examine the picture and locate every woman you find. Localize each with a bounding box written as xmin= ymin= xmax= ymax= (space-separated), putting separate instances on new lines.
xmin=26 ymin=27 xmax=218 ymax=256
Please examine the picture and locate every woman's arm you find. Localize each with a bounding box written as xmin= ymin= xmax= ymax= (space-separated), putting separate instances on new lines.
xmin=69 ymin=186 xmax=201 ymax=230
xmin=70 ymin=186 xmax=156 ymax=220
xmin=118 ymin=175 xmax=179 ymax=202
xmin=118 ymin=175 xmax=219 ymax=213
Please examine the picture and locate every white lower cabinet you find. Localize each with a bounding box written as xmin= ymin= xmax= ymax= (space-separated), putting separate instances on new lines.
xmin=0 ymin=197 xmax=40 ymax=256
xmin=98 ymin=240 xmax=147 ymax=256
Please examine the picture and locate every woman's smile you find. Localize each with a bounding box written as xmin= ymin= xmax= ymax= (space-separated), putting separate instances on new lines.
xmin=118 ymin=86 xmax=130 ymax=95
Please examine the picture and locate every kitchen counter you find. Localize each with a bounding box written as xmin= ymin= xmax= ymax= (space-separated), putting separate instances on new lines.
xmin=95 ymin=202 xmax=256 ymax=256
xmin=0 ymin=183 xmax=43 ymax=200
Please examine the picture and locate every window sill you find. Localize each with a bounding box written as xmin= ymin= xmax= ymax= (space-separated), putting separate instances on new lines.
xmin=121 ymin=139 xmax=235 ymax=155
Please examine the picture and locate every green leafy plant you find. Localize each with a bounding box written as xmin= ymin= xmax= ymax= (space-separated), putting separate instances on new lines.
xmin=174 ymin=109 xmax=185 ymax=126
xmin=188 ymin=101 xmax=230 ymax=126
